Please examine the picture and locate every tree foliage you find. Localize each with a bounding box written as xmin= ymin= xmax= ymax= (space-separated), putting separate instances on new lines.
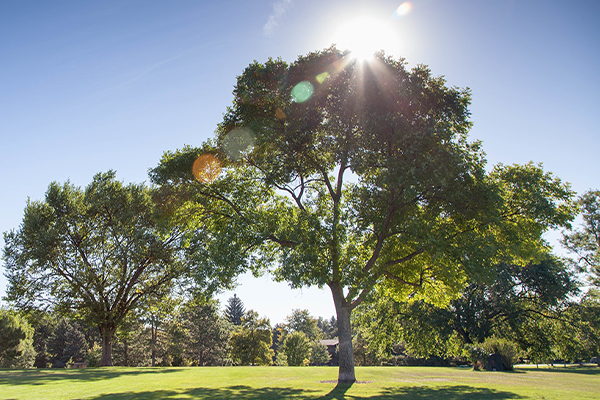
xmin=281 ymin=331 xmax=312 ymax=366
xmin=0 ymin=309 xmax=35 ymax=368
xmin=176 ymin=300 xmax=233 ymax=366
xmin=563 ymin=189 xmax=600 ymax=285
xmin=224 ymin=294 xmax=245 ymax=326
xmin=2 ymin=171 xmax=188 ymax=366
xmin=228 ymin=310 xmax=273 ymax=366
xmin=47 ymin=318 xmax=87 ymax=368
xmin=150 ymin=48 xmax=575 ymax=381
xmin=353 ymin=257 xmax=579 ymax=361
xmin=285 ymin=309 xmax=322 ymax=341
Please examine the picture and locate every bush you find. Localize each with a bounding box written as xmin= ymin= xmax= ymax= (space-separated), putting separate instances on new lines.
xmin=481 ymin=336 xmax=519 ymax=371
xmin=86 ymin=343 xmax=102 ymax=367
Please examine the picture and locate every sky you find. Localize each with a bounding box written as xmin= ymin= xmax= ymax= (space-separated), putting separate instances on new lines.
xmin=1 ymin=0 xmax=598 ymax=324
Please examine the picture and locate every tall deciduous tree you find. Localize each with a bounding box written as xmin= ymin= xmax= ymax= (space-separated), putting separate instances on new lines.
xmin=563 ymin=189 xmax=600 ymax=285
xmin=2 ymin=171 xmax=187 ymax=366
xmin=150 ymin=48 xmax=575 ymax=382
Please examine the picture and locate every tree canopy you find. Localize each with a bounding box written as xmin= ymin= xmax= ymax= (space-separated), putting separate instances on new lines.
xmin=228 ymin=310 xmax=273 ymax=366
xmin=0 ymin=309 xmax=35 ymax=369
xmin=150 ymin=48 xmax=575 ymax=382
xmin=2 ymin=171 xmax=188 ymax=366
xmin=353 ymin=257 xmax=579 ymax=360
xmin=563 ymin=189 xmax=600 ymax=286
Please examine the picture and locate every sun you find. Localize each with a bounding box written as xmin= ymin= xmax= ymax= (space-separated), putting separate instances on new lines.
xmin=333 ymin=16 xmax=397 ymax=60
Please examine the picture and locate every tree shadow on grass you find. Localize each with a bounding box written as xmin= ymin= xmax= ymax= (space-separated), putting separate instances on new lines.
xmin=373 ymin=385 xmax=524 ymax=400
xmin=0 ymin=367 xmax=180 ymax=386
xmin=320 ymin=382 xmax=522 ymax=400
xmin=84 ymin=385 xmax=317 ymax=400
xmin=82 ymin=383 xmax=523 ymax=400
xmin=320 ymin=382 xmax=353 ymax=399
xmin=522 ymin=366 xmax=600 ymax=376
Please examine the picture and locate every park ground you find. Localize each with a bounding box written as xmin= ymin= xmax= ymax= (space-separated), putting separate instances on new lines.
xmin=0 ymin=366 xmax=600 ymax=400
xmin=0 ymin=365 xmax=598 ymax=399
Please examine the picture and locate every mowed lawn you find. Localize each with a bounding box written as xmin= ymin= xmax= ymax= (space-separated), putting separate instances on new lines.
xmin=0 ymin=365 xmax=598 ymax=400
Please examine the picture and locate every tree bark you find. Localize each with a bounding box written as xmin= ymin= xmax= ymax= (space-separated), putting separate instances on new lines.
xmin=330 ymin=282 xmax=356 ymax=383
xmin=151 ymin=323 xmax=157 ymax=367
xmin=99 ymin=325 xmax=116 ymax=367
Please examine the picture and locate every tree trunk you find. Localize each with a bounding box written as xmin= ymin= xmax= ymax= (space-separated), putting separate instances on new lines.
xmin=151 ymin=323 xmax=157 ymax=367
xmin=330 ymin=282 xmax=356 ymax=383
xmin=99 ymin=325 xmax=116 ymax=367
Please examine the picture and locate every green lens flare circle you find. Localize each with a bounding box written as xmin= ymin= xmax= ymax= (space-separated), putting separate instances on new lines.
xmin=291 ymin=81 xmax=314 ymax=103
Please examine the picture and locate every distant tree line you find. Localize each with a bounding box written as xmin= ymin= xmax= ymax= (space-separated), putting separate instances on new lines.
xmin=0 ymin=294 xmax=341 ymax=369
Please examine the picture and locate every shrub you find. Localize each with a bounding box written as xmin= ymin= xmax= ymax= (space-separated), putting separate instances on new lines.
xmin=481 ymin=336 xmax=519 ymax=371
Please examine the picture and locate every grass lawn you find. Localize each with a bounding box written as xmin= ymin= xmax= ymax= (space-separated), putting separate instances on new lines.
xmin=0 ymin=365 xmax=598 ymax=399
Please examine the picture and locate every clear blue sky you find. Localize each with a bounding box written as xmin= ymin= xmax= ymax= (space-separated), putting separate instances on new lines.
xmin=1 ymin=0 xmax=598 ymax=323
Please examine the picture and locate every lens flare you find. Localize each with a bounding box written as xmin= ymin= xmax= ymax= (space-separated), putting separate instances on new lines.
xmin=192 ymin=154 xmax=222 ymax=183
xmin=291 ymin=81 xmax=314 ymax=103
xmin=223 ymin=127 xmax=255 ymax=161
xmin=316 ymin=72 xmax=329 ymax=83
xmin=396 ymin=2 xmax=413 ymax=17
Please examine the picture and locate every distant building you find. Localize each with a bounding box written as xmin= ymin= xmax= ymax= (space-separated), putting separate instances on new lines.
xmin=319 ymin=339 xmax=339 ymax=366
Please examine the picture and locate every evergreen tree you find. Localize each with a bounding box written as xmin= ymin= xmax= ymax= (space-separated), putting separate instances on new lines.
xmin=224 ymin=294 xmax=245 ymax=326
xmin=47 ymin=318 xmax=88 ymax=368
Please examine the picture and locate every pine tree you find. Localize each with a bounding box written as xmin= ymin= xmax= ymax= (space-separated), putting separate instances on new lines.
xmin=47 ymin=318 xmax=88 ymax=368
xmin=224 ymin=294 xmax=245 ymax=326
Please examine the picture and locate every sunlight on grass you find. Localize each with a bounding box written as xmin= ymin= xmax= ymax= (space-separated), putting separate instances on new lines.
xmin=0 ymin=366 xmax=598 ymax=399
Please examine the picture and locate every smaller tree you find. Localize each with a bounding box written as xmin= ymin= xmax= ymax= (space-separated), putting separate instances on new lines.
xmin=229 ymin=310 xmax=273 ymax=365
xmin=29 ymin=311 xmax=56 ymax=368
xmin=285 ymin=309 xmax=322 ymax=341
xmin=224 ymin=294 xmax=245 ymax=326
xmin=317 ymin=316 xmax=337 ymax=340
xmin=310 ymin=340 xmax=331 ymax=366
xmin=47 ymin=318 xmax=87 ymax=368
xmin=179 ymin=300 xmax=233 ymax=366
xmin=0 ymin=309 xmax=35 ymax=368
xmin=113 ymin=313 xmax=150 ymax=367
xmin=281 ymin=331 xmax=312 ymax=366
xmin=481 ymin=337 xmax=519 ymax=371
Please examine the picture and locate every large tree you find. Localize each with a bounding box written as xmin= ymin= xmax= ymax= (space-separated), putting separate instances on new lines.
xmin=563 ymin=189 xmax=600 ymax=285
xmin=2 ymin=171 xmax=188 ymax=366
xmin=150 ymin=48 xmax=575 ymax=382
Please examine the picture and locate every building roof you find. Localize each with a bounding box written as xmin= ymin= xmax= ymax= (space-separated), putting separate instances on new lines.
xmin=319 ymin=339 xmax=339 ymax=346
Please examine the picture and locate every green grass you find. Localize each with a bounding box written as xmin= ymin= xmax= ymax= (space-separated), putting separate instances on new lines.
xmin=0 ymin=365 xmax=598 ymax=399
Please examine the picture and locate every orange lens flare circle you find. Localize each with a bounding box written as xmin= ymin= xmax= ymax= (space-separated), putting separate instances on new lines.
xmin=192 ymin=154 xmax=222 ymax=183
